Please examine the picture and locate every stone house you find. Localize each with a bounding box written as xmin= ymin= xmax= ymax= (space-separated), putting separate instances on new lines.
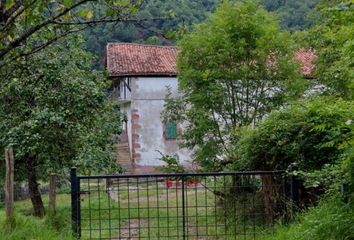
xmin=105 ymin=43 xmax=192 ymax=173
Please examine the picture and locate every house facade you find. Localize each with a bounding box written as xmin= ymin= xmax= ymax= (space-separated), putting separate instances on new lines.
xmin=106 ymin=43 xmax=317 ymax=173
xmin=106 ymin=43 xmax=191 ymax=172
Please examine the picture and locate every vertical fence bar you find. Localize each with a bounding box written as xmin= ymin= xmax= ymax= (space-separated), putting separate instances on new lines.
xmin=71 ymin=167 xmax=81 ymax=238
xmin=181 ymin=176 xmax=186 ymax=240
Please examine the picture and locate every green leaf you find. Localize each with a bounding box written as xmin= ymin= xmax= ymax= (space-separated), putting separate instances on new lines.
xmin=62 ymin=0 xmax=72 ymax=7
xmin=5 ymin=0 xmax=14 ymax=9
xmin=77 ymin=9 xmax=93 ymax=19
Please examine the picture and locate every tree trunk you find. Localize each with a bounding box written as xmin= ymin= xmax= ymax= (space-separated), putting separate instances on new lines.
xmin=261 ymin=174 xmax=283 ymax=224
xmin=26 ymin=155 xmax=45 ymax=217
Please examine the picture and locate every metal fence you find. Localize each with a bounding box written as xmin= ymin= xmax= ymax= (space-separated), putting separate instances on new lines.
xmin=71 ymin=168 xmax=292 ymax=240
xmin=0 ymin=182 xmax=50 ymax=204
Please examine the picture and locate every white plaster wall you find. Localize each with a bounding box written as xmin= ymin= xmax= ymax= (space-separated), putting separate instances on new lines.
xmin=131 ymin=77 xmax=191 ymax=166
xmin=132 ymin=77 xmax=179 ymax=99
xmin=122 ymin=104 xmax=132 ymax=154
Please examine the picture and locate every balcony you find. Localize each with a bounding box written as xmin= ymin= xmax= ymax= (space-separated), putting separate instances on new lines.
xmin=110 ymin=86 xmax=131 ymax=104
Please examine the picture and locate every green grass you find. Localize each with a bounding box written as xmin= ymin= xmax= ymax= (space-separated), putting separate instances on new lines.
xmin=1 ymin=178 xmax=325 ymax=240
xmin=259 ymin=195 xmax=354 ymax=240
xmin=0 ymin=194 xmax=73 ymax=240
xmin=78 ymin=179 xmax=264 ymax=239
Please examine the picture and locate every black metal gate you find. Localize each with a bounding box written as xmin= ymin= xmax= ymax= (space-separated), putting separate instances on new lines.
xmin=71 ymin=168 xmax=293 ymax=239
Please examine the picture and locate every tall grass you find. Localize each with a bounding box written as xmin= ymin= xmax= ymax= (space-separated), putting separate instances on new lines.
xmin=2 ymin=187 xmax=352 ymax=240
xmin=260 ymin=194 xmax=354 ymax=240
xmin=0 ymin=194 xmax=73 ymax=240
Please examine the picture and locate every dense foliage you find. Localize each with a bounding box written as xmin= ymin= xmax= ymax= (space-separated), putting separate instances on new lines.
xmin=309 ymin=0 xmax=354 ymax=99
xmin=234 ymin=97 xmax=353 ymax=187
xmin=0 ymin=38 xmax=120 ymax=215
xmin=0 ymin=0 xmax=140 ymax=68
xmin=235 ymin=97 xmax=352 ymax=171
xmin=164 ymin=0 xmax=304 ymax=170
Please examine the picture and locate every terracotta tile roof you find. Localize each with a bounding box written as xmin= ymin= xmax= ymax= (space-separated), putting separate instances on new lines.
xmin=106 ymin=43 xmax=178 ymax=77
xmin=106 ymin=43 xmax=317 ymax=77
xmin=293 ymin=48 xmax=317 ymax=77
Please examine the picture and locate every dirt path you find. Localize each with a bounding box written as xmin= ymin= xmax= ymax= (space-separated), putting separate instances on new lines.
xmin=113 ymin=219 xmax=148 ymax=240
xmin=108 ymin=184 xmax=210 ymax=239
xmin=108 ymin=187 xmax=167 ymax=239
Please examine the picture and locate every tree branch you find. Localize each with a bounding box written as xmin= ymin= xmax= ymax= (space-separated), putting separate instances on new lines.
xmin=3 ymin=0 xmax=23 ymax=18
xmin=1 ymin=1 xmax=36 ymax=34
xmin=0 ymin=25 xmax=88 ymax=68
xmin=0 ymin=0 xmax=92 ymax=60
xmin=211 ymin=108 xmax=230 ymax=155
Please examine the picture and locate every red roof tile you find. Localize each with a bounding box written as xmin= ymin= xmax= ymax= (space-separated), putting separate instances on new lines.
xmin=106 ymin=43 xmax=316 ymax=77
xmin=293 ymin=48 xmax=317 ymax=77
xmin=106 ymin=43 xmax=178 ymax=77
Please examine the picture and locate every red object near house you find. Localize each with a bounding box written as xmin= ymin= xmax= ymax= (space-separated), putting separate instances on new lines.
xmin=186 ymin=179 xmax=200 ymax=187
xmin=165 ymin=179 xmax=173 ymax=188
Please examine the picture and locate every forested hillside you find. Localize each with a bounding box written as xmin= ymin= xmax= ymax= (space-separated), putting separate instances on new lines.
xmin=84 ymin=0 xmax=320 ymax=68
xmin=84 ymin=0 xmax=217 ymax=67
xmin=263 ymin=0 xmax=320 ymax=30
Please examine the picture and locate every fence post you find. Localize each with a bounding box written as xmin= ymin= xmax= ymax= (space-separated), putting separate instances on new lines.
xmin=4 ymin=147 xmax=14 ymax=221
xmin=49 ymin=174 xmax=56 ymax=213
xmin=288 ymin=163 xmax=299 ymax=214
xmin=71 ymin=167 xmax=80 ymax=238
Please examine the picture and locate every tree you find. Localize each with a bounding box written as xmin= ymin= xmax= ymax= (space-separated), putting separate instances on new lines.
xmin=0 ymin=0 xmax=140 ymax=68
xmin=308 ymin=0 xmax=354 ymax=99
xmin=163 ymin=0 xmax=304 ymax=170
xmin=0 ymin=37 xmax=120 ymax=216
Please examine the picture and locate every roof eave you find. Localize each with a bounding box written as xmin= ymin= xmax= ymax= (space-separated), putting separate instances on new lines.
xmin=108 ymin=72 xmax=178 ymax=78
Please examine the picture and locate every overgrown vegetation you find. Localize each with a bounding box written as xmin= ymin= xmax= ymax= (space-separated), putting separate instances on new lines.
xmin=234 ymin=97 xmax=353 ymax=180
xmin=0 ymin=194 xmax=73 ymax=240
xmin=260 ymin=195 xmax=354 ymax=240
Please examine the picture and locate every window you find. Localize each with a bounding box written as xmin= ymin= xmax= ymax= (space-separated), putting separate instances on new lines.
xmin=165 ymin=122 xmax=177 ymax=140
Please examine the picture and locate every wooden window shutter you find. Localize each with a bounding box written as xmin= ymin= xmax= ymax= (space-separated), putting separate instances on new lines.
xmin=165 ymin=122 xmax=177 ymax=139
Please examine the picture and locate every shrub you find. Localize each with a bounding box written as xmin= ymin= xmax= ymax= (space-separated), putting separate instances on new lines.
xmin=234 ymin=96 xmax=353 ymax=190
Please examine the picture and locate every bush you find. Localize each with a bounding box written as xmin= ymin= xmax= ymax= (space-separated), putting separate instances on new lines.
xmin=234 ymin=97 xmax=353 ymax=190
